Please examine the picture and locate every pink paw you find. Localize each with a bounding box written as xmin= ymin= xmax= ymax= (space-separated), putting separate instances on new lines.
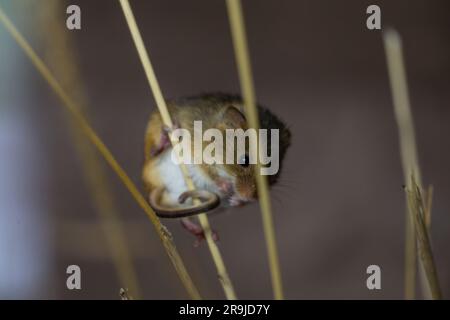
xmin=181 ymin=218 xmax=219 ymax=247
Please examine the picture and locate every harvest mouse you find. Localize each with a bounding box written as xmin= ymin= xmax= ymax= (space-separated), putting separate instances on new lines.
xmin=142 ymin=93 xmax=291 ymax=242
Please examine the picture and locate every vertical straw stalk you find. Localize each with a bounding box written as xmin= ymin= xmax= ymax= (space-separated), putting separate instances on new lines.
xmin=383 ymin=29 xmax=441 ymax=299
xmin=424 ymin=185 xmax=433 ymax=229
xmin=383 ymin=28 xmax=418 ymax=300
xmin=225 ymin=0 xmax=284 ymax=299
xmin=118 ymin=0 xmax=236 ymax=300
xmin=0 ymin=5 xmax=201 ymax=300
xmin=406 ymin=177 xmax=442 ymax=299
xmin=40 ymin=0 xmax=141 ymax=298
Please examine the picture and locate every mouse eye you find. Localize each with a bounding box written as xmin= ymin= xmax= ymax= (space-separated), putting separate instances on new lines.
xmin=238 ymin=154 xmax=250 ymax=168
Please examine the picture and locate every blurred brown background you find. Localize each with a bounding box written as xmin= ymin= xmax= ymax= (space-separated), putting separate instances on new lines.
xmin=0 ymin=0 xmax=449 ymax=299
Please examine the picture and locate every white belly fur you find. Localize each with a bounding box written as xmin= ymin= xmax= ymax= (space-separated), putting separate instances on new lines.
xmin=155 ymin=149 xmax=220 ymax=206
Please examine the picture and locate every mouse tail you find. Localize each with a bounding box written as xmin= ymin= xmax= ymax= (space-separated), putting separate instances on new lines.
xmin=149 ymin=186 xmax=220 ymax=218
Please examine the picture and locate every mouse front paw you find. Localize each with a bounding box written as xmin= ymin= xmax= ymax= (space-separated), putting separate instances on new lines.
xmin=150 ymin=122 xmax=180 ymax=157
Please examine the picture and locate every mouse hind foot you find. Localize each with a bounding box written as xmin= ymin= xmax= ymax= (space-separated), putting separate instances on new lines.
xmin=180 ymin=217 xmax=219 ymax=247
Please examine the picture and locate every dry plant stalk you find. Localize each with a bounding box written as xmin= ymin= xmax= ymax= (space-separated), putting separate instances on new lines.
xmin=40 ymin=0 xmax=141 ymax=298
xmin=406 ymin=177 xmax=442 ymax=299
xmin=383 ymin=28 xmax=419 ymax=299
xmin=0 ymin=6 xmax=201 ymax=300
xmin=383 ymin=29 xmax=440 ymax=299
xmin=118 ymin=0 xmax=236 ymax=300
xmin=424 ymin=185 xmax=433 ymax=229
xmin=119 ymin=288 xmax=133 ymax=300
xmin=225 ymin=0 xmax=284 ymax=299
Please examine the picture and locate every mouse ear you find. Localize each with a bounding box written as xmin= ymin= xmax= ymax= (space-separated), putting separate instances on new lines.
xmin=221 ymin=105 xmax=247 ymax=127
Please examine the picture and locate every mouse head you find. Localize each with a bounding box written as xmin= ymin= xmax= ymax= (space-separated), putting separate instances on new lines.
xmin=204 ymin=105 xmax=257 ymax=207
xmin=197 ymin=100 xmax=291 ymax=207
